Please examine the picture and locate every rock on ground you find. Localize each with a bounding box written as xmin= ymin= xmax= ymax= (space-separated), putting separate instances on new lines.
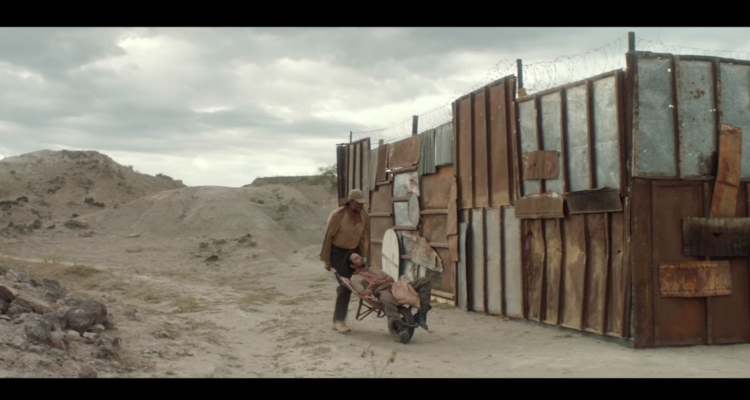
xmin=49 ymin=331 xmax=68 ymax=350
xmin=0 ymin=284 xmax=18 ymax=302
xmin=24 ymin=319 xmax=51 ymax=344
xmin=12 ymin=293 xmax=53 ymax=314
xmin=64 ymin=300 xmax=107 ymax=334
xmin=78 ymin=365 xmax=98 ymax=378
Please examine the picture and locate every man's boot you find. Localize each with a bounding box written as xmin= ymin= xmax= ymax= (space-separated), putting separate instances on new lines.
xmin=332 ymin=321 xmax=351 ymax=333
xmin=414 ymin=304 xmax=431 ymax=330
xmin=391 ymin=320 xmax=409 ymax=344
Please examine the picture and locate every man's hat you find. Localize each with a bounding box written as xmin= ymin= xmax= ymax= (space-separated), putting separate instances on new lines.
xmin=347 ymin=189 xmax=367 ymax=204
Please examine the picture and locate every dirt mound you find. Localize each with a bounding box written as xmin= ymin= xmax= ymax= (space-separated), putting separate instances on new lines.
xmin=0 ymin=150 xmax=185 ymax=228
xmin=83 ymin=184 xmax=332 ymax=256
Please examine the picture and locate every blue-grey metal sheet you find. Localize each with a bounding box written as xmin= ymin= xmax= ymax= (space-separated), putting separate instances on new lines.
xmin=503 ymin=206 xmax=523 ymax=317
xmin=393 ymin=171 xmax=419 ymax=198
xmin=565 ymin=84 xmax=590 ymax=192
xmin=485 ymin=207 xmax=502 ymax=315
xmin=540 ymin=92 xmax=563 ymax=193
xmin=435 ymin=122 xmax=453 ymax=166
xmin=470 ymin=208 xmax=485 ymax=312
xmin=519 ymin=100 xmax=540 ymax=195
xmin=635 ymin=56 xmax=677 ymax=177
xmin=592 ymin=75 xmax=621 ymax=189
xmin=720 ymin=63 xmax=750 ymax=179
xmin=676 ymin=59 xmax=716 ymax=177
xmin=418 ymin=129 xmax=437 ymax=176
xmin=393 ymin=201 xmax=410 ymax=226
xmin=458 ymin=216 xmax=468 ymax=311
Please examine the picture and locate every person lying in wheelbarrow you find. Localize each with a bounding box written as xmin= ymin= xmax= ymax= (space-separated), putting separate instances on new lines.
xmin=345 ymin=251 xmax=433 ymax=341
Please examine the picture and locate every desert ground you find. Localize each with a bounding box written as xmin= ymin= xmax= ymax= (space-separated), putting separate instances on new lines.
xmin=2 ymin=150 xmax=750 ymax=378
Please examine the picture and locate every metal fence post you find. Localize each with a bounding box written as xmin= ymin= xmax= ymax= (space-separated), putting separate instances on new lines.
xmin=412 ymin=115 xmax=418 ymax=135
xmin=628 ymin=31 xmax=636 ymax=52
xmin=517 ymin=59 xmax=526 ymax=98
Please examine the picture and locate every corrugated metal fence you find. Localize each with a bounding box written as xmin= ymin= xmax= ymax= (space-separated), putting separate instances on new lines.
xmin=630 ymin=51 xmax=750 ymax=347
xmin=338 ymin=49 xmax=750 ymax=347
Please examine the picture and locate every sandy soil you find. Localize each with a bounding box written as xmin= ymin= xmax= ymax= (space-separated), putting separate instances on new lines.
xmin=3 ymin=233 xmax=750 ymax=378
xmin=2 ymin=150 xmax=750 ymax=378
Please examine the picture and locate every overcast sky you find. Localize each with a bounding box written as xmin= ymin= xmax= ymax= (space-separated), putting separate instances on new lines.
xmin=2 ymin=27 xmax=749 ymax=187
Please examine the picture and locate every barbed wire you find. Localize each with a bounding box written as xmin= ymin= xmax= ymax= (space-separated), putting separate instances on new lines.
xmin=635 ymin=37 xmax=750 ymax=60
xmin=349 ymin=34 xmax=750 ymax=146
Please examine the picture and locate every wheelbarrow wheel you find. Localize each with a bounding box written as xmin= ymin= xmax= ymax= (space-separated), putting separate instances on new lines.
xmin=388 ymin=307 xmax=415 ymax=344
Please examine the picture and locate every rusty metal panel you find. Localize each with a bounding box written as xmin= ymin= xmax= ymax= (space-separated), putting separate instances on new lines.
xmin=543 ymin=219 xmax=562 ymax=325
xmin=370 ymin=243 xmax=382 ymax=270
xmin=503 ymin=207 xmax=523 ymax=317
xmin=421 ymin=166 xmax=453 ymax=209
xmin=682 ymin=217 xmax=750 ymax=257
xmin=592 ymin=75 xmax=621 ymax=190
xmin=708 ymin=182 xmax=750 ymax=344
xmin=470 ymin=208 xmax=486 ymax=312
xmin=659 ymin=261 xmax=732 ymax=297
xmin=631 ymin=179 xmax=654 ymax=347
xmin=634 ymin=56 xmax=677 ymax=177
xmin=523 ymin=219 xmax=545 ymax=322
xmin=447 ymin=179 xmax=458 ymax=237
xmin=474 ymin=90 xmax=490 ymax=208
xmin=676 ymin=60 xmax=717 ymax=177
xmin=376 ymin=143 xmax=388 ymax=183
xmin=369 ymin=147 xmax=378 ymax=191
xmin=488 ymin=82 xmax=511 ymax=207
xmin=362 ymin=139 xmax=370 ymax=203
xmin=653 ymin=183 xmax=706 ymax=346
xmin=435 ymin=247 xmax=455 ymax=295
xmin=514 ymin=192 xmax=564 ymax=219
xmin=448 ymin=234 xmax=458 ymax=264
xmin=519 ymin=100 xmax=540 ymax=195
xmin=388 ymin=135 xmax=420 ymax=170
xmin=522 ymin=151 xmax=559 ymax=180
xmin=458 ymin=218 xmax=468 ymax=311
xmin=418 ymin=129 xmax=436 ymax=177
xmin=607 ymin=212 xmax=628 ymax=337
xmin=565 ymin=188 xmax=623 ymax=214
xmin=561 ymin=214 xmax=586 ymax=330
xmin=710 ymin=124 xmax=742 ymax=217
xmin=457 ymin=96 xmax=473 ymax=209
xmin=584 ymin=214 xmax=608 ymax=334
xmin=354 ymin=141 xmax=361 ymax=190
xmin=711 ymin=257 xmax=750 ymax=343
xmin=337 ymin=145 xmax=347 ymax=202
xmin=435 ymin=122 xmax=453 ymax=166
xmin=720 ymin=63 xmax=750 ymax=179
xmin=540 ymin=92 xmax=564 ymax=193
xmin=348 ymin=143 xmax=355 ymax=193
xmin=370 ymin=216 xmax=394 ymax=244
xmin=485 ymin=207 xmax=502 ymax=315
xmin=393 ymin=171 xmax=419 ymax=198
xmin=421 ymin=214 xmax=447 ymax=244
xmin=370 ymin=184 xmax=392 ymax=214
xmin=565 ymin=85 xmax=590 ymax=192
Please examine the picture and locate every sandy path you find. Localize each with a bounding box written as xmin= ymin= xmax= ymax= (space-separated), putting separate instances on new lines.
xmin=4 ymin=234 xmax=750 ymax=377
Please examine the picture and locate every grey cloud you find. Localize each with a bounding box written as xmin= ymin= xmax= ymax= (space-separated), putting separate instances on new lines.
xmin=2 ymin=27 xmax=749 ymax=187
xmin=0 ymin=28 xmax=128 ymax=78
